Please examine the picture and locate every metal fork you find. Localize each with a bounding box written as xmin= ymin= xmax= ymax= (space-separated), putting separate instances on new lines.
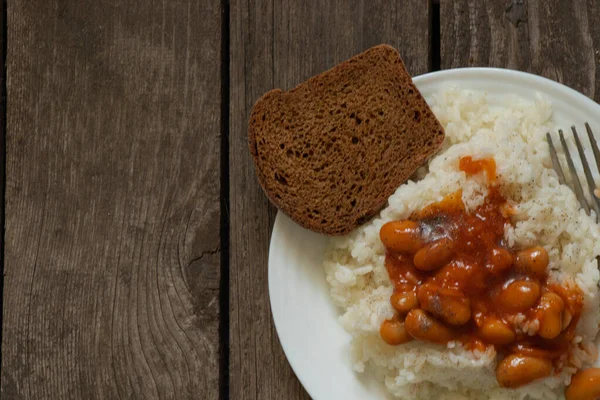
xmin=546 ymin=123 xmax=600 ymax=222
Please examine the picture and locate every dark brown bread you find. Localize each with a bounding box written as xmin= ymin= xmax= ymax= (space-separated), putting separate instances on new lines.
xmin=248 ymin=44 xmax=445 ymax=235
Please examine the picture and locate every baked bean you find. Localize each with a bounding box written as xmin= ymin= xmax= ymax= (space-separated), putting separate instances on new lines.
xmin=405 ymin=309 xmax=455 ymax=344
xmin=496 ymin=279 xmax=541 ymax=312
xmin=417 ymin=282 xmax=471 ymax=325
xmin=496 ymin=354 xmax=553 ymax=388
xmin=380 ymin=221 xmax=424 ymax=254
xmin=471 ymin=300 xmax=489 ymax=327
xmin=390 ymin=290 xmax=419 ymax=314
xmin=515 ymin=246 xmax=549 ymax=276
xmin=540 ymin=291 xmax=564 ymax=309
xmin=509 ymin=343 xmax=563 ymax=360
xmin=538 ymin=313 xmax=562 ymax=339
xmin=486 ymin=246 xmax=514 ymax=275
xmin=413 ymin=238 xmax=454 ymax=271
xmin=467 ymin=339 xmax=487 ymax=353
xmin=478 ymin=317 xmax=515 ymax=345
xmin=538 ymin=291 xmax=565 ymax=340
xmin=380 ymin=318 xmax=413 ymax=346
xmin=434 ymin=260 xmax=487 ymax=294
xmin=566 ymin=368 xmax=600 ymax=400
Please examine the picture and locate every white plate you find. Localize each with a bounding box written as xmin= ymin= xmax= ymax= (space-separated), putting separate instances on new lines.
xmin=268 ymin=68 xmax=600 ymax=399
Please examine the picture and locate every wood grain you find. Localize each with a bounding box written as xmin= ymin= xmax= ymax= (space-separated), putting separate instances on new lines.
xmin=0 ymin=0 xmax=5 ymax=329
xmin=441 ymin=0 xmax=600 ymax=101
xmin=229 ymin=1 xmax=431 ymax=398
xmin=1 ymin=1 xmax=222 ymax=399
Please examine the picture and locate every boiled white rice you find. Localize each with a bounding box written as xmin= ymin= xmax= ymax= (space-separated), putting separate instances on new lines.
xmin=323 ymin=86 xmax=600 ymax=400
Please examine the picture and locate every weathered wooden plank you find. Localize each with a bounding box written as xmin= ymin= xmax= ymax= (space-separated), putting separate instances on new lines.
xmin=2 ymin=1 xmax=222 ymax=399
xmin=441 ymin=0 xmax=600 ymax=101
xmin=0 ymin=0 xmax=5 ymax=316
xmin=229 ymin=1 xmax=431 ymax=398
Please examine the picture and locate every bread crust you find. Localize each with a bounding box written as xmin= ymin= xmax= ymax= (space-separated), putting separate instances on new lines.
xmin=248 ymin=45 xmax=445 ymax=235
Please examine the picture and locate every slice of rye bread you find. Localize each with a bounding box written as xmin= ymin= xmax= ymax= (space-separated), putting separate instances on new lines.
xmin=248 ymin=44 xmax=445 ymax=235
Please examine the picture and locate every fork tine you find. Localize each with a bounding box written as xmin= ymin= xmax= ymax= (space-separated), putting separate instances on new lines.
xmin=559 ymin=129 xmax=591 ymax=214
xmin=571 ymin=125 xmax=600 ymax=220
xmin=546 ymin=133 xmax=567 ymax=186
xmin=585 ymin=122 xmax=600 ymax=176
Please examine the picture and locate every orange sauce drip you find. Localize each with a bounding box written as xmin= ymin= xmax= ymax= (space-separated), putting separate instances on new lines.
xmin=459 ymin=156 xmax=497 ymax=183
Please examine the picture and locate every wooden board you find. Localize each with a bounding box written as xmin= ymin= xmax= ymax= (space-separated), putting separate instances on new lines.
xmin=441 ymin=0 xmax=600 ymax=100
xmin=228 ymin=1 xmax=431 ymax=398
xmin=1 ymin=1 xmax=222 ymax=398
xmin=0 ymin=0 xmax=5 ymax=353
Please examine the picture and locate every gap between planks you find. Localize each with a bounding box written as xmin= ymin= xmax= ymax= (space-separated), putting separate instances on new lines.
xmin=0 ymin=0 xmax=8 ymax=381
xmin=219 ymin=0 xmax=231 ymax=399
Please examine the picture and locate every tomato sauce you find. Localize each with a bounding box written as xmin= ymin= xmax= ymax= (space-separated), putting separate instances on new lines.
xmin=459 ymin=155 xmax=497 ymax=183
xmin=380 ymin=156 xmax=585 ymax=388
